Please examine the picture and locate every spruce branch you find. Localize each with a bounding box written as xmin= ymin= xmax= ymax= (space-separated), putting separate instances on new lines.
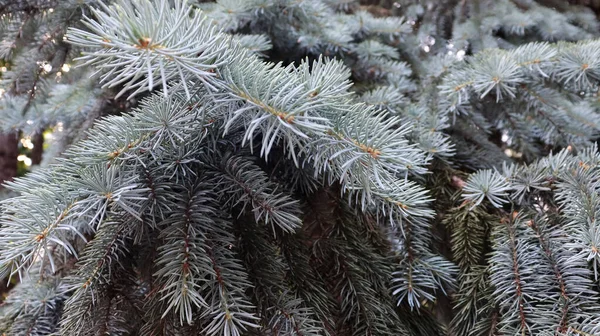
xmin=206 ymin=153 xmax=302 ymax=234
xmin=67 ymin=0 xmax=229 ymax=98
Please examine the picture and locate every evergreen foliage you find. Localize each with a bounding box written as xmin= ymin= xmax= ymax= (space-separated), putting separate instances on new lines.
xmin=0 ymin=0 xmax=599 ymax=335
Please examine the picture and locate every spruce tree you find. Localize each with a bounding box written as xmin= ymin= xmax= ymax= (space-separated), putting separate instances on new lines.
xmin=0 ymin=0 xmax=599 ymax=335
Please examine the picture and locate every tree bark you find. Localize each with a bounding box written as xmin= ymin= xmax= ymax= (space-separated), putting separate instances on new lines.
xmin=30 ymin=132 xmax=44 ymax=165
xmin=0 ymin=132 xmax=19 ymax=185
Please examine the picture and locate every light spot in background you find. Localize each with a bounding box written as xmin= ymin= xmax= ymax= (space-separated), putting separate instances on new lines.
xmin=504 ymin=148 xmax=523 ymax=158
xmin=20 ymin=137 xmax=34 ymax=149
xmin=62 ymin=64 xmax=70 ymax=72
xmin=17 ymin=154 xmax=32 ymax=166
xmin=501 ymin=132 xmax=513 ymax=145
xmin=421 ymin=35 xmax=435 ymax=52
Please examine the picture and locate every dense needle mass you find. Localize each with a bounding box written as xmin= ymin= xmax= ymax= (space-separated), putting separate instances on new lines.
xmin=0 ymin=0 xmax=599 ymax=335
